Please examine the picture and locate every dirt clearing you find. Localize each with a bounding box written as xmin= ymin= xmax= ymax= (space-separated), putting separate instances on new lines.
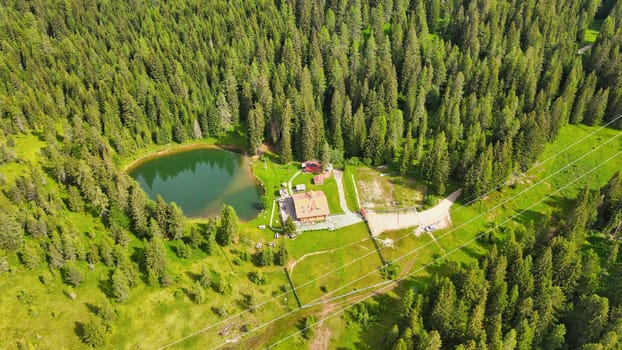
xmin=353 ymin=166 xmax=426 ymax=210
xmin=366 ymin=189 xmax=462 ymax=236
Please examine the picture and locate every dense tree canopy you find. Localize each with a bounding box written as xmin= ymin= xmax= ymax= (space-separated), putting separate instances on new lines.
xmin=0 ymin=0 xmax=620 ymax=347
xmin=379 ymin=174 xmax=622 ymax=350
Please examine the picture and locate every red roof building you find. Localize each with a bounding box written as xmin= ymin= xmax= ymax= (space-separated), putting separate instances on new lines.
xmin=303 ymin=161 xmax=322 ymax=173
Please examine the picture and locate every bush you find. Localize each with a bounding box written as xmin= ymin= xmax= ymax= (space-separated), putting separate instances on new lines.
xmin=248 ymin=270 xmax=267 ymax=285
xmin=301 ymin=316 xmax=317 ymax=340
xmin=380 ymin=262 xmax=400 ymax=280
xmin=422 ymin=194 xmax=438 ymax=210
xmin=199 ymin=266 xmax=211 ymax=288
xmin=0 ymin=255 xmax=8 ymax=274
xmin=345 ymin=157 xmax=364 ymax=166
xmin=189 ymin=281 xmax=205 ymax=304
xmin=260 ymin=195 xmax=270 ymax=210
xmin=82 ymin=317 xmax=108 ymax=347
xmin=62 ymin=265 xmax=84 ymax=287
xmin=241 ymin=293 xmax=256 ymax=311
xmin=212 ymin=306 xmax=227 ymax=317
xmin=210 ymin=270 xmax=230 ymax=294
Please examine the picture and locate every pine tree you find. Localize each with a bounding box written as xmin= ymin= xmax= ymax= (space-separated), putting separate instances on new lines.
xmin=248 ymin=104 xmax=265 ymax=155
xmin=0 ymin=211 xmax=23 ymax=251
xmin=144 ymin=237 xmax=168 ymax=286
xmin=584 ymin=88 xmax=609 ymax=126
xmin=128 ymin=185 xmax=148 ymax=237
xmin=216 ymin=204 xmax=238 ymax=246
xmin=82 ymin=317 xmax=108 ymax=347
xmin=279 ymin=100 xmax=294 ymax=163
xmin=423 ymin=132 xmax=450 ymax=195
xmin=111 ymin=268 xmax=130 ymax=302
xmin=166 ymin=202 xmax=185 ymax=240
xmin=275 ymin=245 xmax=289 ymax=266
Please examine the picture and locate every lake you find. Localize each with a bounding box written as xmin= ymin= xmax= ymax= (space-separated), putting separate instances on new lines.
xmin=128 ymin=147 xmax=261 ymax=221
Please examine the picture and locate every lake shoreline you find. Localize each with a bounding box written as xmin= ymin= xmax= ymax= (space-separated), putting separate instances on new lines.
xmin=123 ymin=142 xmax=248 ymax=173
xmin=126 ymin=142 xmax=267 ymax=222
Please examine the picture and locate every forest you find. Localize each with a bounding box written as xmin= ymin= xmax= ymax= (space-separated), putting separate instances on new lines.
xmin=376 ymin=174 xmax=622 ymax=350
xmin=0 ymin=0 xmax=621 ymax=348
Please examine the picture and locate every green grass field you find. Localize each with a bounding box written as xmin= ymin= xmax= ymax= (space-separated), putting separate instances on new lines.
xmin=2 ymin=123 xmax=620 ymax=349
xmin=583 ymin=19 xmax=603 ymax=45
xmin=288 ymin=223 xmax=382 ymax=304
xmin=343 ymin=166 xmax=361 ymax=212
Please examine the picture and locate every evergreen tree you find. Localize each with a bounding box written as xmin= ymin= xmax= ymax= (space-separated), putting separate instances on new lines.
xmin=144 ymin=237 xmax=168 ymax=286
xmin=279 ymin=100 xmax=294 ymax=163
xmin=248 ymin=104 xmax=265 ymax=155
xmin=422 ymin=132 xmax=450 ymax=195
xmin=166 ymin=202 xmax=185 ymax=240
xmin=111 ymin=268 xmax=130 ymax=302
xmin=275 ymin=245 xmax=289 ymax=266
xmin=0 ymin=211 xmax=23 ymax=252
xmin=82 ymin=317 xmax=108 ymax=347
xmin=216 ymin=205 xmax=238 ymax=246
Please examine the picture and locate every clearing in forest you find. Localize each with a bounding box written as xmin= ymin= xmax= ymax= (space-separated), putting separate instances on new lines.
xmin=366 ymin=189 xmax=462 ymax=237
xmin=351 ymin=166 xmax=426 ymax=210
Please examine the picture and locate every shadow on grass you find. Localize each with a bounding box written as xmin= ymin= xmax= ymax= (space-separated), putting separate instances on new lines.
xmin=97 ymin=270 xmax=114 ymax=299
xmin=185 ymin=270 xmax=200 ymax=282
xmin=74 ymin=321 xmax=85 ymax=340
xmin=460 ymin=244 xmax=486 ymax=260
xmin=130 ymin=246 xmax=148 ymax=284
xmin=85 ymin=302 xmax=99 ymax=315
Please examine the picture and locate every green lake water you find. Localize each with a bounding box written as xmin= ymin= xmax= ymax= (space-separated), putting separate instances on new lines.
xmin=129 ymin=147 xmax=261 ymax=221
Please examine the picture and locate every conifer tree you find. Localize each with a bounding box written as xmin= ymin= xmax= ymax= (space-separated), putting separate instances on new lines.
xmin=216 ymin=205 xmax=238 ymax=246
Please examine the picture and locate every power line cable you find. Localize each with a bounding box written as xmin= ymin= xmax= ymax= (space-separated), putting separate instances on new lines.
xmin=157 ymin=118 xmax=622 ymax=349
xmin=264 ymin=148 xmax=622 ymax=350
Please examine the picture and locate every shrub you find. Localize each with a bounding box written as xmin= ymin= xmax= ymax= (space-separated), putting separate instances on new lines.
xmin=380 ymin=262 xmax=400 ymax=280
xmin=61 ymin=265 xmax=84 ymax=287
xmin=190 ymin=281 xmax=205 ymax=304
xmin=82 ymin=317 xmax=108 ymax=347
xmin=301 ymin=316 xmax=317 ymax=340
xmin=248 ymin=270 xmax=267 ymax=285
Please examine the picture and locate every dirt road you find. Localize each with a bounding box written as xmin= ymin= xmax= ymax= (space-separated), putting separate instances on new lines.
xmin=333 ymin=170 xmax=351 ymax=214
xmin=287 ymin=170 xmax=302 ymax=195
xmin=366 ymin=189 xmax=462 ymax=236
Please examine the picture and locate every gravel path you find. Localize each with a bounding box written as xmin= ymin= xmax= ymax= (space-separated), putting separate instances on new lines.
xmin=287 ymin=170 xmax=302 ymax=195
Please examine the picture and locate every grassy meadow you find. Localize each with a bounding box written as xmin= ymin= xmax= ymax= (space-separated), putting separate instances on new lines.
xmin=267 ymin=123 xmax=622 ymax=349
xmin=1 ymin=123 xmax=620 ymax=349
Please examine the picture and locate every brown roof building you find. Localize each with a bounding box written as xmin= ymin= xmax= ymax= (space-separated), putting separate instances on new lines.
xmin=292 ymin=191 xmax=330 ymax=222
